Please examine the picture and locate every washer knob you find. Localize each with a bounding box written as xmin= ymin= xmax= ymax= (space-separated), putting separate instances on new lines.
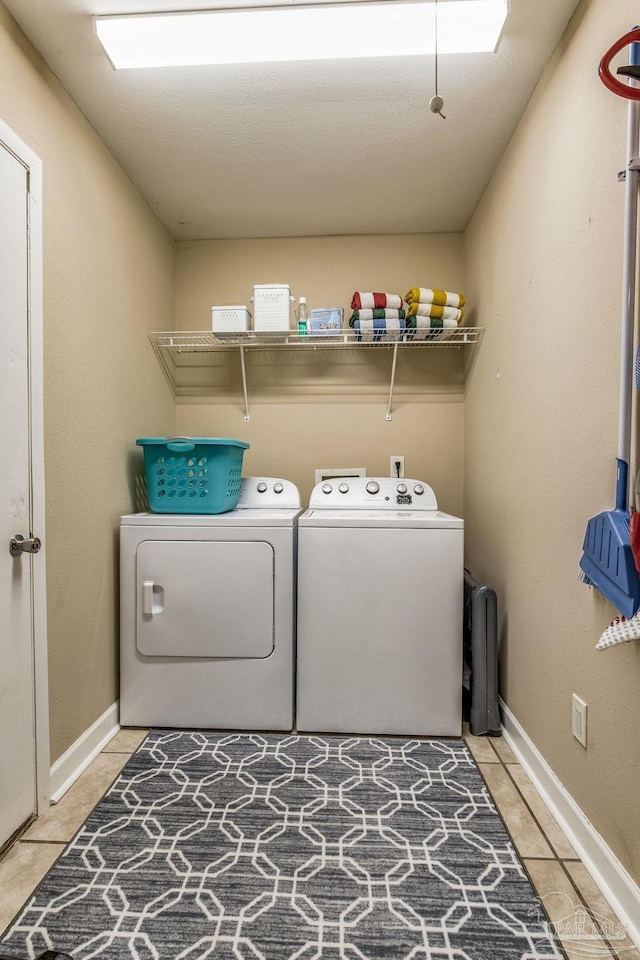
xmin=413 ymin=483 xmax=424 ymax=495
xmin=322 ymin=483 xmax=333 ymax=494
xmin=338 ymin=482 xmax=349 ymax=494
xmin=273 ymin=482 xmax=284 ymax=494
xmin=397 ymin=483 xmax=407 ymax=494
xmin=257 ymin=482 xmax=268 ymax=493
xmin=366 ymin=480 xmax=380 ymax=495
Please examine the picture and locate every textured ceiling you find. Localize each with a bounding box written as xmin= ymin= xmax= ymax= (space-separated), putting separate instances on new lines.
xmin=3 ymin=0 xmax=581 ymax=240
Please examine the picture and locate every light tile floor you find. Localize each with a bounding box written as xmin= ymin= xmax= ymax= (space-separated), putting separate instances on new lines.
xmin=0 ymin=726 xmax=637 ymax=959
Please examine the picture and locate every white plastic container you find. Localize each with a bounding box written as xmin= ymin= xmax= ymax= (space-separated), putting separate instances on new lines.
xmin=211 ymin=305 xmax=251 ymax=333
xmin=252 ymin=284 xmax=295 ymax=331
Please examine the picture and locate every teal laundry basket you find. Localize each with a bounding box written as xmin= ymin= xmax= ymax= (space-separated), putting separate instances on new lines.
xmin=137 ymin=437 xmax=249 ymax=514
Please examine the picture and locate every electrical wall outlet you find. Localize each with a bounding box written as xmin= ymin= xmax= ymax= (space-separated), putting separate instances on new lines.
xmin=390 ymin=455 xmax=405 ymax=478
xmin=572 ymin=694 xmax=588 ymax=748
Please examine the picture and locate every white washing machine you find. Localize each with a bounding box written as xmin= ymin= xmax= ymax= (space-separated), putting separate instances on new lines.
xmin=120 ymin=478 xmax=302 ymax=730
xmin=297 ymin=477 xmax=464 ymax=736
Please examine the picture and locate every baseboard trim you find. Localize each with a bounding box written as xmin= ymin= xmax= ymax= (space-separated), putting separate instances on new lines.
xmin=49 ymin=701 xmax=120 ymax=804
xmin=500 ymin=699 xmax=640 ymax=949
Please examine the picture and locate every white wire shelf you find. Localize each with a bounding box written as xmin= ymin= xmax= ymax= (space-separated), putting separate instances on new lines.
xmin=149 ymin=328 xmax=483 ymax=352
xmin=148 ymin=327 xmax=484 ymax=420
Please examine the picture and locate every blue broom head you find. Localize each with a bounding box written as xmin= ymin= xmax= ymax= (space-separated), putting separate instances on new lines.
xmin=580 ymin=507 xmax=640 ymax=618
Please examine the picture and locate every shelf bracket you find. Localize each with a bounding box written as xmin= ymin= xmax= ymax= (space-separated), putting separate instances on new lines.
xmin=386 ymin=340 xmax=399 ymax=421
xmin=239 ymin=343 xmax=250 ymax=421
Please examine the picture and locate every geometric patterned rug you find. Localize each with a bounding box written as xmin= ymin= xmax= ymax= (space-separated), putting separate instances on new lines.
xmin=0 ymin=732 xmax=564 ymax=960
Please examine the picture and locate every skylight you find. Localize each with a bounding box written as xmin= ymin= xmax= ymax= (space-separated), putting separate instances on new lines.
xmin=94 ymin=0 xmax=508 ymax=70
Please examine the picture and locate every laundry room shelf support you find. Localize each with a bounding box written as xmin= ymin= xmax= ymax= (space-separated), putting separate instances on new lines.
xmin=148 ymin=328 xmax=485 ymax=418
xmin=239 ymin=343 xmax=250 ymax=421
xmin=386 ymin=340 xmax=399 ymax=420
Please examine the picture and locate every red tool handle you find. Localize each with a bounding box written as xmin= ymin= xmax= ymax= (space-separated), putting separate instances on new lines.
xmin=599 ymin=28 xmax=640 ymax=99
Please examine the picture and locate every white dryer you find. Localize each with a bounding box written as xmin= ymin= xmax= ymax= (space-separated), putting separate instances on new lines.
xmin=296 ymin=477 xmax=463 ymax=737
xmin=120 ymin=478 xmax=301 ymax=730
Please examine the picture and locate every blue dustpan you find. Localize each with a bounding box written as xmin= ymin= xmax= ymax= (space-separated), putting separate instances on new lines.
xmin=580 ymin=460 xmax=640 ymax=618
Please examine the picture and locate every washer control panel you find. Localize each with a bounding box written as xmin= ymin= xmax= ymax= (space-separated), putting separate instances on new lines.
xmin=310 ymin=477 xmax=437 ymax=510
xmin=237 ymin=477 xmax=301 ymax=509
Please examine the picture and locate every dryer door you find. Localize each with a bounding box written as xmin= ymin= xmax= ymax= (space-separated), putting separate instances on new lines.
xmin=136 ymin=540 xmax=274 ymax=658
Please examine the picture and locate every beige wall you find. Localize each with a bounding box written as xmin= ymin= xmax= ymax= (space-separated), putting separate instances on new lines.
xmin=0 ymin=4 xmax=176 ymax=763
xmin=464 ymin=0 xmax=640 ymax=880
xmin=175 ymin=235 xmax=466 ymax=509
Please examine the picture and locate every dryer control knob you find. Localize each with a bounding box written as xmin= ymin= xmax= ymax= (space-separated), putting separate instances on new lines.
xmin=322 ymin=483 xmax=333 ymax=494
xmin=338 ymin=482 xmax=349 ymax=494
xmin=257 ymin=482 xmax=268 ymax=493
xmin=273 ymin=482 xmax=284 ymax=494
xmin=397 ymin=483 xmax=407 ymax=494
xmin=413 ymin=483 xmax=424 ymax=495
xmin=366 ymin=480 xmax=380 ymax=495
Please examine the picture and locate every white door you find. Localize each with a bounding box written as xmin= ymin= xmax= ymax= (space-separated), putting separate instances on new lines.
xmin=0 ymin=127 xmax=48 ymax=847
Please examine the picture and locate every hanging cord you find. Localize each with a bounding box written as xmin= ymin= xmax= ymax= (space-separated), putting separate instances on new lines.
xmin=434 ymin=0 xmax=439 ymax=98
xmin=429 ymin=0 xmax=446 ymax=118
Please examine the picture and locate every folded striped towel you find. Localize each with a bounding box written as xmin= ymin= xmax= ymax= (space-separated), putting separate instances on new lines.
xmin=353 ymin=316 xmax=405 ymax=342
xmin=349 ymin=308 xmax=406 ymax=327
xmin=405 ymin=287 xmax=466 ymax=309
xmin=406 ymin=315 xmax=458 ymax=341
xmin=407 ymin=302 xmax=464 ymax=323
xmin=351 ymin=292 xmax=403 ymax=311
